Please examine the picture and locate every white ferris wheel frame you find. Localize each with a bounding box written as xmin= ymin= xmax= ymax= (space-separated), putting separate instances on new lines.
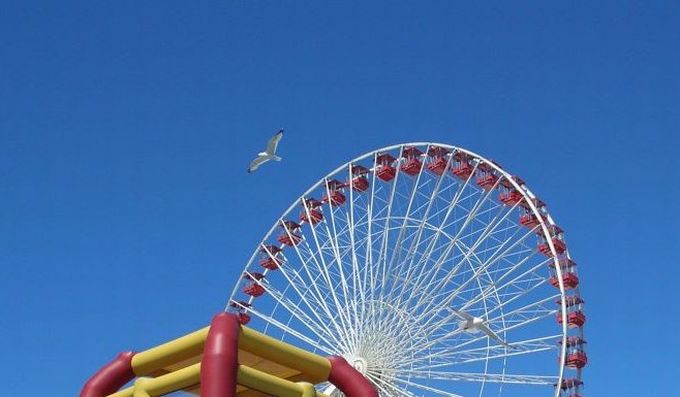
xmin=226 ymin=142 xmax=585 ymax=397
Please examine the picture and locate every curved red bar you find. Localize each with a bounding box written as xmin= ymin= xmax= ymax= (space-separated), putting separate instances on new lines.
xmin=200 ymin=312 xmax=241 ymax=397
xmin=327 ymin=355 xmax=379 ymax=397
xmin=80 ymin=351 xmax=136 ymax=397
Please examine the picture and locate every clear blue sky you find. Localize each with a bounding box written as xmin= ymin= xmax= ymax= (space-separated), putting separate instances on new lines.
xmin=1 ymin=1 xmax=678 ymax=395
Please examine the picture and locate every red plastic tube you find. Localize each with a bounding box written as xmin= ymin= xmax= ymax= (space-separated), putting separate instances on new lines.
xmin=80 ymin=351 xmax=136 ymax=397
xmin=327 ymin=355 xmax=379 ymax=397
xmin=200 ymin=312 xmax=241 ymax=397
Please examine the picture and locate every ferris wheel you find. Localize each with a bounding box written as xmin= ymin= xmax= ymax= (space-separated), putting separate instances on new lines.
xmin=227 ymin=143 xmax=587 ymax=397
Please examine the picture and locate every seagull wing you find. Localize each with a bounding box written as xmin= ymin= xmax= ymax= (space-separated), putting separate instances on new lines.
xmin=477 ymin=322 xmax=514 ymax=349
xmin=451 ymin=308 xmax=474 ymax=321
xmin=248 ymin=155 xmax=269 ymax=173
xmin=266 ymin=129 xmax=284 ymax=155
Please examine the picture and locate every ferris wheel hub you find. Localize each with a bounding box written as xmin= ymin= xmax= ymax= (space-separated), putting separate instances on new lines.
xmin=342 ymin=354 xmax=368 ymax=374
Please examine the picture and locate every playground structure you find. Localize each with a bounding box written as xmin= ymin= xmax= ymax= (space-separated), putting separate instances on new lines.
xmin=83 ymin=143 xmax=586 ymax=397
xmin=81 ymin=312 xmax=375 ymax=397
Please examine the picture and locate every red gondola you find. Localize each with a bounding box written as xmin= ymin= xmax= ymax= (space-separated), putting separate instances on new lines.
xmin=260 ymin=245 xmax=283 ymax=270
xmin=400 ymin=146 xmax=424 ymax=176
xmin=242 ymin=272 xmax=266 ymax=297
xmin=237 ymin=312 xmax=251 ymax=325
xmin=243 ymin=272 xmax=264 ymax=281
xmin=259 ymin=245 xmax=283 ymax=270
xmin=499 ymin=190 xmax=523 ymax=206
xmin=451 ymin=152 xmax=474 ymax=180
xmin=243 ymin=283 xmax=265 ymax=297
xmin=476 ymin=173 xmax=498 ymax=190
xmin=559 ymin=337 xmax=588 ymax=369
xmin=475 ymin=161 xmax=498 ymax=190
xmin=229 ymin=300 xmax=251 ymax=309
xmin=539 ymin=225 xmax=567 ymax=256
xmin=499 ymin=175 xmax=525 ymax=189
xmin=427 ymin=146 xmax=450 ymax=175
xmin=229 ymin=301 xmax=252 ymax=324
xmin=558 ymin=378 xmax=583 ymax=397
xmin=322 ymin=179 xmax=346 ymax=206
xmin=519 ymin=212 xmax=542 ymax=228
xmin=520 ymin=197 xmax=546 ymax=211
xmin=560 ymin=378 xmax=583 ymax=389
xmin=299 ymin=198 xmax=323 ymax=225
xmin=550 ymin=272 xmax=580 ymax=290
xmin=300 ymin=209 xmax=323 ymax=224
xmin=556 ymin=296 xmax=586 ymax=328
xmin=277 ymin=220 xmax=302 ymax=246
xmin=350 ymin=177 xmax=369 ymax=192
xmin=561 ymin=336 xmax=585 ymax=347
xmin=538 ymin=238 xmax=567 ymax=256
xmin=349 ymin=164 xmax=370 ymax=192
xmin=549 ymin=258 xmax=579 ymax=289
xmin=557 ymin=311 xmax=586 ymax=328
xmin=565 ymin=351 xmax=588 ymax=369
xmin=376 ymin=153 xmax=397 ymax=181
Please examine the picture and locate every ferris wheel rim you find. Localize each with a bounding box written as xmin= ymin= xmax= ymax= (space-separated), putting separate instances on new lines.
xmin=226 ymin=142 xmax=584 ymax=397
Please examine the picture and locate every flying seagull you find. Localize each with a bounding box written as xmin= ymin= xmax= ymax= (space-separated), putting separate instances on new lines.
xmin=452 ymin=308 xmax=516 ymax=349
xmin=248 ymin=129 xmax=283 ymax=173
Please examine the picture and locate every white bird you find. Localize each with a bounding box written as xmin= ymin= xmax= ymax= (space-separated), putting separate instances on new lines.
xmin=452 ymin=308 xmax=516 ymax=349
xmin=248 ymin=129 xmax=284 ymax=173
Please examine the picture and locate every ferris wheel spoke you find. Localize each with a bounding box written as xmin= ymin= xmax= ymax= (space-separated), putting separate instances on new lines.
xmin=451 ymin=239 xmax=545 ymax=309
xmin=462 ymin=276 xmax=549 ymax=324
xmin=416 ymin=308 xmax=559 ymax=361
xmin=409 ymin=292 xmax=558 ymax=357
xmin=389 ymin=211 xmax=479 ymax=313
xmin=453 ymin=208 xmax=534 ymax=276
xmin=382 ymin=223 xmax=436 ymax=308
xmin=284 ymin=248 xmax=345 ymax=321
xmin=449 ymin=318 xmax=557 ymax=361
xmin=392 ymin=369 xmax=557 ymax=385
xmin=485 ymin=292 xmax=559 ymax=326
xmin=261 ymin=281 xmax=351 ymax=351
xmin=415 ymin=197 xmax=518 ymax=313
xmin=410 ymin=197 xmax=523 ymax=327
xmin=319 ymin=185 xmax=360 ymax=347
xmin=366 ymin=372 xmax=418 ymax=397
xmin=364 ymin=375 xmax=397 ymax=397
xmin=444 ymin=333 xmax=560 ymax=356
xmin=450 ymin=239 xmax=532 ymax=277
xmin=483 ymin=249 xmax=548 ymax=285
xmin=279 ymin=228 xmax=356 ymax=350
xmin=430 ymin=344 xmax=556 ymax=368
xmin=443 ymin=172 xmax=503 ymax=236
xmin=463 ymin=241 xmax=532 ymax=264
xmin=243 ymin=266 xmax=345 ymax=348
xmin=374 ymin=146 xmax=406 ymax=320
xmin=388 ymin=376 xmax=465 ymax=397
xmin=345 ymin=167 xmax=372 ymax=343
xmin=380 ymin=149 xmax=429 ymax=308
xmin=242 ymin=304 xmax=334 ymax=354
xmin=388 ymin=248 xmax=532 ymax=346
xmin=403 ymin=334 xmax=560 ymax=370
xmin=362 ymin=153 xmax=380 ymax=310
xmin=425 ymin=221 xmax=540 ymax=319
xmin=391 ymin=177 xmax=479 ymax=313
xmin=263 ymin=268 xmax=333 ymax=317
xmin=303 ymin=202 xmax=365 ymax=340
xmin=462 ymin=293 xmax=558 ymax=344
xmin=455 ymin=222 xmax=526 ymax=254
xmin=384 ymin=160 xmax=456 ymax=310
xmin=460 ymin=257 xmax=551 ymax=314
xmin=397 ymin=183 xmax=452 ymax=278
